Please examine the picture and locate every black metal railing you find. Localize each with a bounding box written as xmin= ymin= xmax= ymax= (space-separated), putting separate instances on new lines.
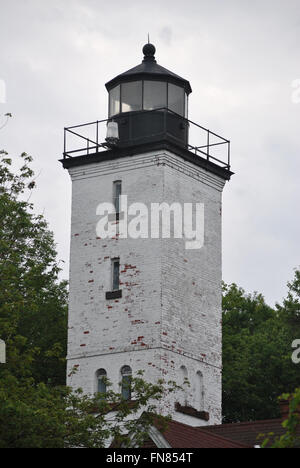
xmin=63 ymin=108 xmax=231 ymax=171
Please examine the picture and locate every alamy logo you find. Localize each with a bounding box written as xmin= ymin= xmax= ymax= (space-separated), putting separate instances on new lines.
xmin=0 ymin=80 xmax=6 ymax=104
xmin=96 ymin=195 xmax=205 ymax=250
xmin=0 ymin=339 xmax=6 ymax=364
xmin=292 ymin=339 xmax=300 ymax=364
xmin=291 ymin=79 xmax=300 ymax=104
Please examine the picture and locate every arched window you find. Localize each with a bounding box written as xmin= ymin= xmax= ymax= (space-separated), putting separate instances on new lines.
xmin=180 ymin=366 xmax=189 ymax=405
xmin=196 ymin=371 xmax=204 ymax=411
xmin=121 ymin=365 xmax=132 ymax=400
xmin=96 ymin=369 xmax=107 ymax=395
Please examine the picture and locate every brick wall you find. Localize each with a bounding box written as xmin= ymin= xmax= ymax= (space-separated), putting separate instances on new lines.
xmin=66 ymin=150 xmax=226 ymax=426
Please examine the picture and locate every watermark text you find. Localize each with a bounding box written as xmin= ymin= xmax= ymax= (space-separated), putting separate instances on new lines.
xmin=292 ymin=339 xmax=300 ymax=364
xmin=96 ymin=196 xmax=205 ymax=250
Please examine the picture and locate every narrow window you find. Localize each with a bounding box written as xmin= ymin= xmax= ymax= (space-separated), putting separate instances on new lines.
xmin=196 ymin=371 xmax=204 ymax=411
xmin=97 ymin=369 xmax=107 ymax=395
xmin=113 ymin=180 xmax=122 ymax=214
xmin=180 ymin=365 xmax=188 ymax=405
xmin=121 ymin=365 xmax=132 ymax=400
xmin=112 ymin=258 xmax=120 ymax=291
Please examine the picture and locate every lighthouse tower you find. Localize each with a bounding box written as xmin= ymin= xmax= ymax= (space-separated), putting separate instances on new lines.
xmin=62 ymin=43 xmax=232 ymax=427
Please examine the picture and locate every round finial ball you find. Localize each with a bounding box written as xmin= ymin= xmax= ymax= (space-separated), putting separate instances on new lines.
xmin=143 ymin=43 xmax=156 ymax=57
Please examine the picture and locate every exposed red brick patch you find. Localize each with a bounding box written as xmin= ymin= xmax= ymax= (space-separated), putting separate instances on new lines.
xmin=80 ymin=344 xmax=86 ymax=347
xmin=137 ymin=336 xmax=144 ymax=341
xmin=74 ymin=234 xmax=79 ymax=237
xmin=88 ymin=280 xmax=94 ymax=283
xmin=83 ymin=331 xmax=90 ymax=335
xmin=155 ymin=321 xmax=161 ymax=325
xmin=162 ymin=332 xmax=168 ymax=336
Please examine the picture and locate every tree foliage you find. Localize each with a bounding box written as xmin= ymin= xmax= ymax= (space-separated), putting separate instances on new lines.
xmin=222 ymin=279 xmax=300 ymax=423
xmin=0 ymin=150 xmax=173 ymax=448
xmin=0 ymin=150 xmax=67 ymax=385
xmin=0 ymin=371 xmax=174 ymax=448
xmin=261 ymin=388 xmax=300 ymax=448
xmin=1 ymin=148 xmax=300 ymax=446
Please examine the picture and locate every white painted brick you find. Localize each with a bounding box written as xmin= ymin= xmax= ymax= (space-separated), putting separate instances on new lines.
xmin=66 ymin=150 xmax=226 ymax=426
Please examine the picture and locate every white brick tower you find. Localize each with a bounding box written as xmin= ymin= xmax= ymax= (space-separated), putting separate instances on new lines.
xmin=61 ymin=43 xmax=232 ymax=427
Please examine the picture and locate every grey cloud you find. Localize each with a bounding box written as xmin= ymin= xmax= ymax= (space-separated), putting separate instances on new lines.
xmin=1 ymin=0 xmax=300 ymax=306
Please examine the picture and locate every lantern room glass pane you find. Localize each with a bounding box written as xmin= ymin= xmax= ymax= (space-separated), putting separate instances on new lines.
xmin=121 ymin=81 xmax=142 ymax=113
xmin=168 ymin=83 xmax=185 ymax=116
xmin=143 ymin=81 xmax=167 ymax=110
xmin=109 ymin=85 xmax=120 ymax=117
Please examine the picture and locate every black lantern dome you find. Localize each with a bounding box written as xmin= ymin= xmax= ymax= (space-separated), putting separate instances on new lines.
xmin=106 ymin=43 xmax=192 ymax=119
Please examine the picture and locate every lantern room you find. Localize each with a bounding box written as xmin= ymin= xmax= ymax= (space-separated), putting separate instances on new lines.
xmin=105 ymin=43 xmax=192 ymax=149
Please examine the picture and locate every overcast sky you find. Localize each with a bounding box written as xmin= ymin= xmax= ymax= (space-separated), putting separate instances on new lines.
xmin=1 ymin=0 xmax=300 ymax=306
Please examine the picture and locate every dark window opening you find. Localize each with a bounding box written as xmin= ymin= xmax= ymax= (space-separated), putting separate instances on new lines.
xmin=113 ymin=181 xmax=122 ymax=214
xmin=112 ymin=258 xmax=120 ymax=291
xmin=121 ymin=365 xmax=132 ymax=400
xmin=97 ymin=369 xmax=107 ymax=397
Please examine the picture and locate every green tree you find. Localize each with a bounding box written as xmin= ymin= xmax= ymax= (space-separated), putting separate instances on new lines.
xmin=0 ymin=370 xmax=175 ymax=448
xmin=0 ymin=150 xmax=68 ymax=385
xmin=261 ymin=388 xmax=300 ymax=448
xmin=0 ymin=150 xmax=173 ymax=448
xmin=222 ymin=281 xmax=300 ymax=423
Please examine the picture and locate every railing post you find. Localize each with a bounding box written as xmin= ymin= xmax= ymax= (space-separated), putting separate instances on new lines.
xmin=96 ymin=121 xmax=99 ymax=151
xmin=207 ymin=130 xmax=210 ymax=161
xmin=64 ymin=128 xmax=66 ymax=159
